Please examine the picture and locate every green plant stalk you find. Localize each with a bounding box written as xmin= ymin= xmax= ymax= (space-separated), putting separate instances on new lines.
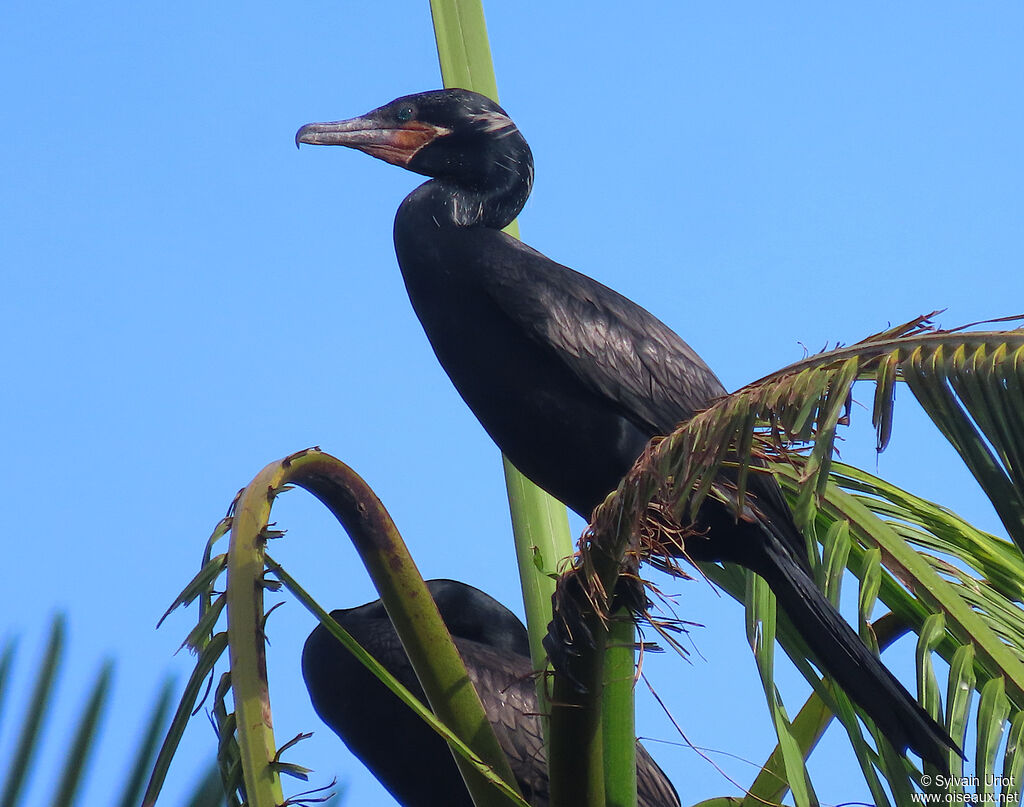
xmin=549 ymin=609 xmax=609 ymax=807
xmin=429 ymin=0 xmax=498 ymax=100
xmin=503 ymin=457 xmax=571 ymax=666
xmin=602 ymin=615 xmax=636 ymax=807
xmin=547 ymin=476 xmax=661 ymax=807
xmin=225 ymin=462 xmax=286 ymax=807
xmin=225 ymin=449 xmax=523 ymax=807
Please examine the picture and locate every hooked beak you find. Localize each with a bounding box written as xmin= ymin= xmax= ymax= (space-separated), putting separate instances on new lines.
xmin=295 ymin=115 xmax=450 ymax=168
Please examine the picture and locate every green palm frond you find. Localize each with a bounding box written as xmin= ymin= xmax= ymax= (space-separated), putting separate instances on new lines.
xmin=565 ymin=314 xmax=1024 ymax=801
xmin=834 ymin=463 xmax=1024 ymax=653
xmin=0 ymin=615 xmax=64 ymax=807
xmin=118 ymin=677 xmax=179 ymax=807
xmin=0 ymin=616 xmax=224 ymax=807
xmin=687 ymin=456 xmax=1024 ymax=803
xmin=52 ymin=657 xmax=113 ymax=807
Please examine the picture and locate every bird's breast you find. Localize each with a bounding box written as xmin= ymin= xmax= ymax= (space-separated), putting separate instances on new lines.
xmin=396 ymin=252 xmax=648 ymax=517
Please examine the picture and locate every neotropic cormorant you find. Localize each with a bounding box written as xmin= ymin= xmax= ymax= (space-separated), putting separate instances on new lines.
xmin=303 ymin=579 xmax=680 ymax=807
xmin=296 ymin=89 xmax=958 ymax=768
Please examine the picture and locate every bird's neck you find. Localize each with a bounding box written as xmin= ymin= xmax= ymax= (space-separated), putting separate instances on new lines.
xmin=398 ymin=169 xmax=531 ymax=231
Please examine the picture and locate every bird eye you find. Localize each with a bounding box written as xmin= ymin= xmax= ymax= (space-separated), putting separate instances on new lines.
xmin=395 ymin=106 xmax=414 ymax=122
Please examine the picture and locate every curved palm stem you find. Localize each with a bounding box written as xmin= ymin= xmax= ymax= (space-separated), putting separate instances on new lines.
xmin=150 ymin=448 xmax=527 ymax=807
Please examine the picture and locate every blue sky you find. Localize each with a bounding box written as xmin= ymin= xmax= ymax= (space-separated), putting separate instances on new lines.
xmin=3 ymin=2 xmax=1022 ymax=804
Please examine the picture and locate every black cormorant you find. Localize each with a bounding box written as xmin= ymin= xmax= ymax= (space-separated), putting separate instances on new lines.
xmin=296 ymin=89 xmax=958 ymax=767
xmin=303 ymin=579 xmax=680 ymax=807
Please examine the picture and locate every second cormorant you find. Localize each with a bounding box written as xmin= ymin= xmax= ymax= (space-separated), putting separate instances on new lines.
xmin=304 ymin=579 xmax=680 ymax=806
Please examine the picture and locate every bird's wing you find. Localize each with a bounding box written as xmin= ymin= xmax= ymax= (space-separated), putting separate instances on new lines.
xmin=473 ymin=232 xmax=728 ymax=436
xmin=471 ymin=233 xmax=810 ymax=566
xmin=459 ymin=643 xmax=550 ymax=805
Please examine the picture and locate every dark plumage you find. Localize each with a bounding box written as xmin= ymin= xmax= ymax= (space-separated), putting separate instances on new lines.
xmin=296 ymin=88 xmax=958 ymax=768
xmin=303 ymin=580 xmax=680 ymax=807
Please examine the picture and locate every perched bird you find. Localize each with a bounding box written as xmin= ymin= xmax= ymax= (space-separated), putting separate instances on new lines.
xmin=296 ymin=89 xmax=958 ymax=767
xmin=303 ymin=579 xmax=680 ymax=807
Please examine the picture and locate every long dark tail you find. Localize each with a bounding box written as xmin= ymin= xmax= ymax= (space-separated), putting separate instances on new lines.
xmin=749 ymin=534 xmax=960 ymax=771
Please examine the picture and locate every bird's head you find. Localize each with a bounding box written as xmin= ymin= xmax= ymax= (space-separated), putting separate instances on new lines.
xmin=296 ymin=89 xmax=532 ymax=195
